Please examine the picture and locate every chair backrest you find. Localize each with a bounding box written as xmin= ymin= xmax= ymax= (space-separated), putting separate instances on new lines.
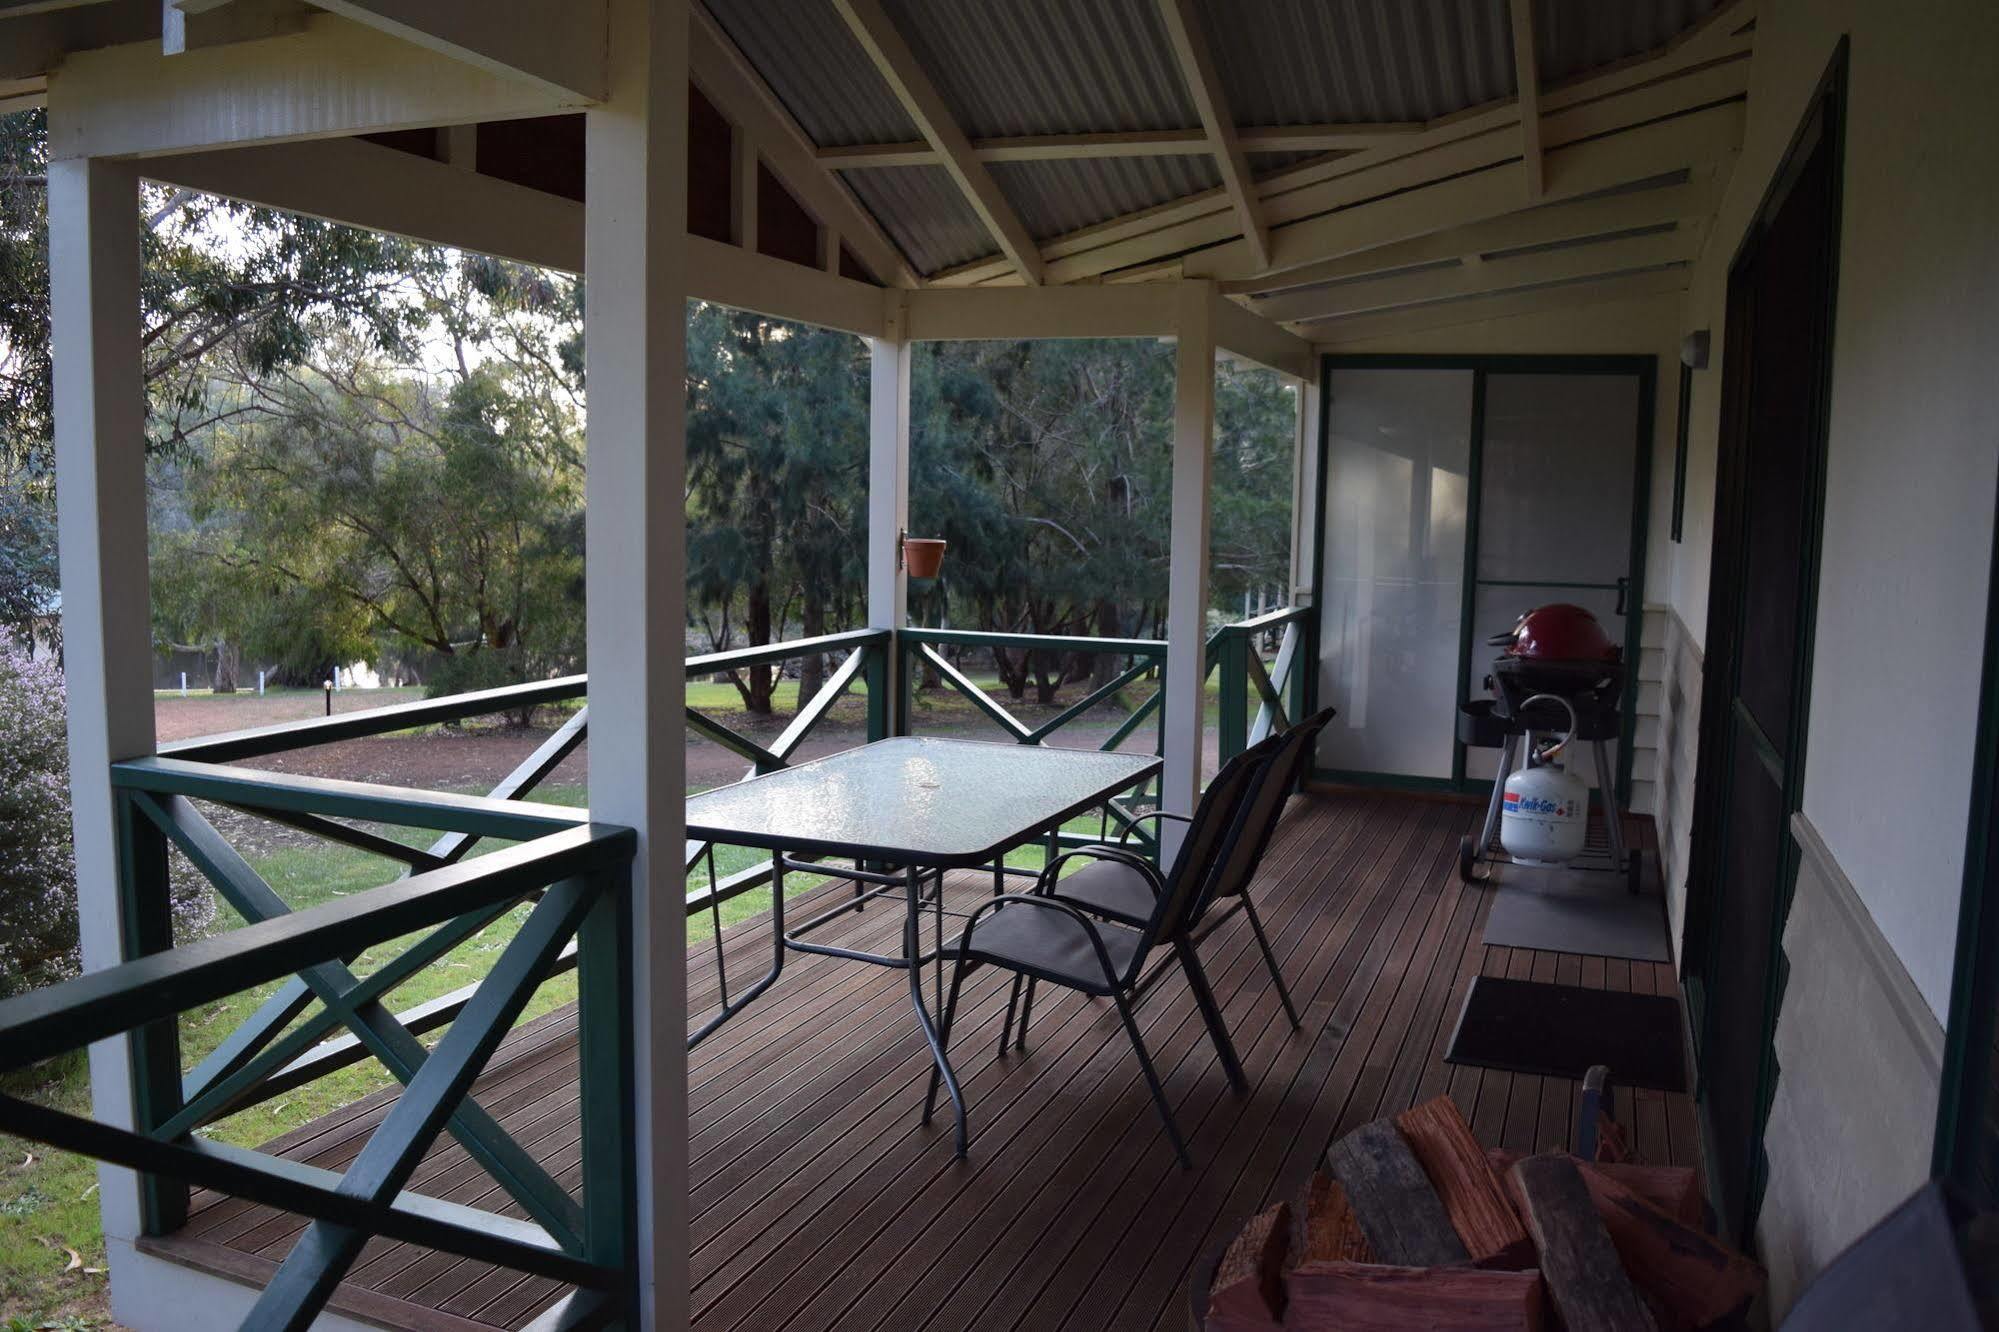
xmin=1189 ymin=708 xmax=1337 ymax=922
xmin=1138 ymin=736 xmax=1283 ymax=952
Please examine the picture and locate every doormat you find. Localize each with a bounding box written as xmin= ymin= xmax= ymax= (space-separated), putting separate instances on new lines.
xmin=1445 ymin=976 xmax=1688 ymax=1093
xmin=1482 ymin=868 xmax=1672 ymax=963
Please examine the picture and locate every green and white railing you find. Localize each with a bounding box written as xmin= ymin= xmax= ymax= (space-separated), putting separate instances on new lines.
xmin=0 ymin=763 xmax=638 ymax=1329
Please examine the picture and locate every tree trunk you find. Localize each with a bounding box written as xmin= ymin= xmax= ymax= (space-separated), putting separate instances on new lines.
xmin=746 ymin=582 xmax=774 ymax=715
xmin=1032 ymin=650 xmax=1060 ymax=705
xmin=993 ymin=644 xmax=1028 ymax=700
xmin=796 ymin=590 xmax=826 ymax=714
xmin=1091 ymin=600 xmax=1121 ymax=690
xmin=212 ymin=638 xmax=240 ymax=694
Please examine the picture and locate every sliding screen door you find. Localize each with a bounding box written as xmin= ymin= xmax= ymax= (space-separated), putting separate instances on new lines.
xmin=1315 ymin=367 xmax=1473 ymax=780
xmin=1464 ymin=371 xmax=1644 ymax=792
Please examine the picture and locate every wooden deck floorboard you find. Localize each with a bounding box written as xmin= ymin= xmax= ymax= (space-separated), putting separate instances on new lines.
xmin=160 ymin=788 xmax=1702 ymax=1329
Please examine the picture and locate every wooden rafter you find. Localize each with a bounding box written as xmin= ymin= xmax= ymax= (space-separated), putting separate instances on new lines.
xmin=1229 ymin=168 xmax=1720 ymax=299
xmin=0 ymin=73 xmax=45 ymax=112
xmin=1509 ymin=0 xmax=1544 ymax=197
xmin=308 ymin=0 xmax=608 ymax=101
xmin=1272 ymin=223 xmax=1704 ymax=326
xmin=814 ymin=122 xmax=1423 ymax=169
xmin=926 ymin=0 xmax=1754 ymax=288
xmin=1155 ymin=0 xmax=1269 ymax=271
xmin=832 ymin=0 xmax=1046 ymax=284
xmin=1314 ymin=266 xmax=1690 ymax=345
xmin=690 ymin=5 xmax=916 ymax=287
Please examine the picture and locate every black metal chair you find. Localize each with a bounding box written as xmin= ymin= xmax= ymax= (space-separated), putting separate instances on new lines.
xmin=1046 ymin=708 xmax=1337 ymax=1031
xmin=923 ymin=741 xmax=1279 ymax=1167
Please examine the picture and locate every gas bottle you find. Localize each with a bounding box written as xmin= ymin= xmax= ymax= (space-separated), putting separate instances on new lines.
xmin=1500 ymin=693 xmax=1589 ymax=865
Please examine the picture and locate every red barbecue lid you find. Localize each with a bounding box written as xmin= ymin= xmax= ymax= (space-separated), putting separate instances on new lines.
xmin=1498 ymin=603 xmax=1620 ymax=662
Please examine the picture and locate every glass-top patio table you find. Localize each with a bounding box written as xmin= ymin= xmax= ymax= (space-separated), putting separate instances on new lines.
xmin=684 ymin=736 xmax=1162 ymax=1155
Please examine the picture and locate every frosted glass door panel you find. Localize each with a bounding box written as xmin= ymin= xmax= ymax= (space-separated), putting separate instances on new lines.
xmin=1477 ymin=373 xmax=1639 ymax=582
xmin=1317 ymin=368 xmax=1473 ymax=779
xmin=1463 ymin=371 xmax=1643 ymax=790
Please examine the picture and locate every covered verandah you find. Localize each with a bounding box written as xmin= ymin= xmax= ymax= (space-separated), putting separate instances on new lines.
xmin=0 ymin=0 xmax=1770 ymax=1328
xmin=151 ymin=795 xmax=1695 ymax=1331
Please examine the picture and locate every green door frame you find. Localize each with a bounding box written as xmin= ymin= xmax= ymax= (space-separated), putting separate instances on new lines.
xmin=1312 ymin=353 xmax=1656 ymax=805
xmin=1678 ymin=39 xmax=1847 ymax=1244
xmin=1935 ymin=464 xmax=1999 ymax=1202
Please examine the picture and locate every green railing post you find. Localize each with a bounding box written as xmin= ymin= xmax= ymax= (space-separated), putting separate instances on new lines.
xmin=1289 ymin=611 xmax=1315 ymax=728
xmin=1217 ymin=630 xmax=1250 ymax=767
xmin=113 ymin=790 xmax=189 ymax=1234
xmin=864 ymin=639 xmax=892 ymax=742
xmin=895 ymin=632 xmax=913 ymax=736
xmin=575 ymin=863 xmax=638 ymax=1321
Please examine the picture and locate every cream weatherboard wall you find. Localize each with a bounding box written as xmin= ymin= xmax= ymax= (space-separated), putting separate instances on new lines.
xmin=1663 ymin=0 xmax=1998 ymax=1310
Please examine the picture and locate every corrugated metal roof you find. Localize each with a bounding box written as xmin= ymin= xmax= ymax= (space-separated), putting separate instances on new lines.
xmin=991 ymin=156 xmax=1221 ymax=240
xmin=1201 ymin=0 xmax=1516 ymax=126
xmin=882 ymin=0 xmax=1197 ymax=137
xmin=840 ymin=167 xmax=998 ymax=274
xmin=704 ymin=0 xmax=1726 ymax=277
xmin=1536 ymin=0 xmax=1720 ymax=85
xmin=701 ymin=1 xmax=915 ymax=146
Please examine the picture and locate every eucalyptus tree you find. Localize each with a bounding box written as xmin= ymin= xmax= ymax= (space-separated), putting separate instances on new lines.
xmin=0 ymin=107 xmax=440 ymax=637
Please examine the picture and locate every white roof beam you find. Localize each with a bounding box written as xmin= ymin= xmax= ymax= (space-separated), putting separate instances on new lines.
xmin=1230 ymin=168 xmax=1720 ymax=299
xmin=1271 ymin=223 xmax=1704 ymax=325
xmin=1311 ymin=266 xmax=1690 ymax=346
xmin=833 ymin=0 xmax=1046 ymax=284
xmin=1509 ymin=0 xmax=1544 ymax=198
xmin=928 ymin=0 xmax=1753 ymax=287
xmin=163 ymin=0 xmax=307 ymax=56
xmin=139 ymin=136 xmax=891 ymax=337
xmin=813 ymin=124 xmax=1424 ymax=170
xmin=306 ymin=0 xmax=607 ymax=102
xmin=46 ymin=13 xmax=589 ymax=158
xmin=1121 ymin=76 xmax=1745 ymax=288
xmin=1156 ymin=0 xmax=1269 ymax=271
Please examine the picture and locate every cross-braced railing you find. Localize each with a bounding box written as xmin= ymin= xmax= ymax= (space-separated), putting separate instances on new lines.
xmin=1211 ymin=604 xmax=1317 ymax=765
xmin=897 ymin=627 xmax=1170 ymax=856
xmin=681 ymin=628 xmax=892 ymax=916
xmin=0 ymin=760 xmax=638 ymax=1331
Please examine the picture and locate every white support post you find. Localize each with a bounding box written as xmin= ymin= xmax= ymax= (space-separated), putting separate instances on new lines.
xmin=583 ymin=0 xmax=687 ymax=1326
xmin=48 ymin=155 xmax=154 ymax=1289
xmin=1290 ymin=371 xmax=1322 ymax=607
xmin=869 ymin=292 xmax=911 ymax=722
xmin=1163 ymin=282 xmax=1217 ymax=841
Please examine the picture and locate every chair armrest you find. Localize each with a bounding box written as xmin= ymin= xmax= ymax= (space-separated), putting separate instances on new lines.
xmin=1032 ymin=844 xmax=1163 ymax=899
xmin=960 ymin=892 xmax=1129 ymax=992
xmin=1118 ymin=810 xmax=1191 ymax=845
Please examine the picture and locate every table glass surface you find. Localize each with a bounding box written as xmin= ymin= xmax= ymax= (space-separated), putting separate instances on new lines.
xmin=683 ymin=737 xmax=1159 ymax=866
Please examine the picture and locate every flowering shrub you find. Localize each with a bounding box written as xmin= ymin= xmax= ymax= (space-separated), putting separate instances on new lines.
xmin=0 ymin=640 xmax=212 ymax=1000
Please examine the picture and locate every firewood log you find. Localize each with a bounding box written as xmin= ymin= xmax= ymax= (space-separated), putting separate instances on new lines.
xmin=1284 ymin=1261 xmax=1546 ymax=1330
xmin=1395 ymin=1095 xmax=1536 ymax=1268
xmin=1205 ymin=1201 xmax=1289 ymax=1331
xmin=1509 ymin=1153 xmax=1657 ymax=1331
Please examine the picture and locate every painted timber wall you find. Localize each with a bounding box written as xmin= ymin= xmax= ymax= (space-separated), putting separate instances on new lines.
xmin=1664 ymin=0 xmax=1999 ymax=1312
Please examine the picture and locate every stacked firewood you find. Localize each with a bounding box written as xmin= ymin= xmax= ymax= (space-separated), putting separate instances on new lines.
xmin=1202 ymin=1095 xmax=1763 ymax=1330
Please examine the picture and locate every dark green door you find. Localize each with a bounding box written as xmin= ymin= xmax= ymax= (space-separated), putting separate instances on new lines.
xmin=1684 ymin=53 xmax=1843 ymax=1244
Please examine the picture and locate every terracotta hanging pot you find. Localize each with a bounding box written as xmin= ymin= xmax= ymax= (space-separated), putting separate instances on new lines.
xmin=902 ymin=537 xmax=948 ymax=579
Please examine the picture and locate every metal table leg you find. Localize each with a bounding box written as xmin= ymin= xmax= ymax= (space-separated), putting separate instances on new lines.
xmin=686 ymin=850 xmax=787 ymax=1049
xmin=905 ymin=864 xmax=966 ymax=1155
